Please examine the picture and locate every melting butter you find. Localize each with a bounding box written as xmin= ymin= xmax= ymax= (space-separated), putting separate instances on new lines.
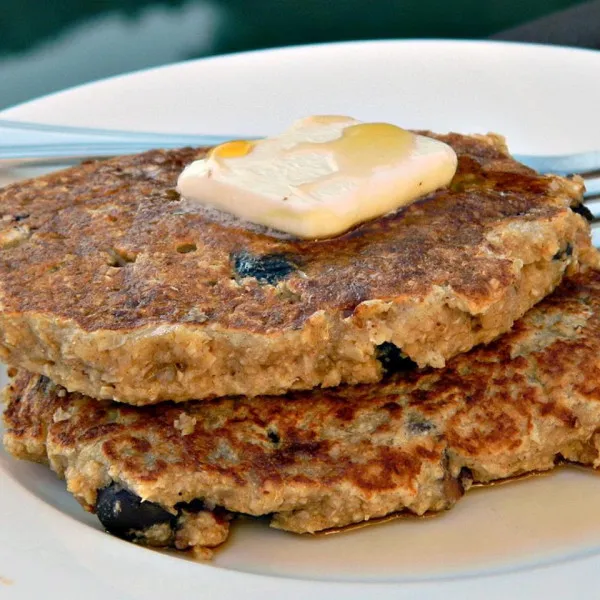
xmin=303 ymin=122 xmax=414 ymax=176
xmin=295 ymin=122 xmax=414 ymax=197
xmin=177 ymin=116 xmax=458 ymax=239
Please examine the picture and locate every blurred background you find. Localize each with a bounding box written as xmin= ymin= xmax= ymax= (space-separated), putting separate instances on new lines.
xmin=1 ymin=0 xmax=599 ymax=110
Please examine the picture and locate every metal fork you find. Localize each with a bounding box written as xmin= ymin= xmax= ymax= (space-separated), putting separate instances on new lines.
xmin=1 ymin=118 xmax=599 ymax=215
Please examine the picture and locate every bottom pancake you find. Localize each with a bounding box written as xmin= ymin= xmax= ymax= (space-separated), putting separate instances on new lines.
xmin=4 ymin=270 xmax=600 ymax=558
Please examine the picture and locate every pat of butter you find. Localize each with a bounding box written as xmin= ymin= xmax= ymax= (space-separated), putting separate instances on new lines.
xmin=177 ymin=116 xmax=458 ymax=239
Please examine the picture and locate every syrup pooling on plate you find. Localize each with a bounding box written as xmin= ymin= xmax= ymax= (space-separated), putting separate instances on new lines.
xmin=177 ymin=115 xmax=458 ymax=239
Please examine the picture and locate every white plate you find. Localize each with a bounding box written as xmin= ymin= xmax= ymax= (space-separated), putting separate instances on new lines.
xmin=1 ymin=40 xmax=600 ymax=600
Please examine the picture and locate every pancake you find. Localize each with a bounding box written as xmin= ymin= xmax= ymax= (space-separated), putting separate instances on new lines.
xmin=0 ymin=133 xmax=594 ymax=404
xmin=4 ymin=270 xmax=600 ymax=557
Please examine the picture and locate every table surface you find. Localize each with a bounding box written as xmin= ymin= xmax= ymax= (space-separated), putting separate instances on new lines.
xmin=1 ymin=0 xmax=599 ymax=111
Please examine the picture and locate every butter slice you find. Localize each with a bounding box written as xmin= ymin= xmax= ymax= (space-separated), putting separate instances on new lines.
xmin=177 ymin=116 xmax=458 ymax=239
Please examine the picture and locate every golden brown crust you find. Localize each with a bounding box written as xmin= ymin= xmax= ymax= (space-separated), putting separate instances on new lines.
xmin=0 ymin=133 xmax=593 ymax=403
xmin=4 ymin=270 xmax=600 ymax=549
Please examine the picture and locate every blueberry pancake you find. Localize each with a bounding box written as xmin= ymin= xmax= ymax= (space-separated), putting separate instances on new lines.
xmin=0 ymin=132 xmax=594 ymax=404
xmin=4 ymin=270 xmax=600 ymax=556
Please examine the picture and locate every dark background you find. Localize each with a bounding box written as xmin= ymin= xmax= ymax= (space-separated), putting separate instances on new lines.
xmin=1 ymin=0 xmax=598 ymax=110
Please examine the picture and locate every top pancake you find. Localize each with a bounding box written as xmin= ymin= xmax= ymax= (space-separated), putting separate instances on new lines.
xmin=0 ymin=132 xmax=594 ymax=404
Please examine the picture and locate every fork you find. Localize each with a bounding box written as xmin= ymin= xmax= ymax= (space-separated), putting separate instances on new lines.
xmin=1 ymin=118 xmax=599 ymax=216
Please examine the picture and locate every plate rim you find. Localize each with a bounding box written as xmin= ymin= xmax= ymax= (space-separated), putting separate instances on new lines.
xmin=2 ymin=37 xmax=600 ymax=120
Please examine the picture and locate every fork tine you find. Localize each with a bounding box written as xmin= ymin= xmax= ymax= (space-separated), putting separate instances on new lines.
xmin=585 ymin=196 xmax=600 ymax=210
xmin=583 ymin=177 xmax=600 ymax=198
xmin=514 ymin=151 xmax=600 ymax=177
xmin=0 ymin=118 xmax=252 ymax=144
xmin=585 ymin=194 xmax=600 ymax=204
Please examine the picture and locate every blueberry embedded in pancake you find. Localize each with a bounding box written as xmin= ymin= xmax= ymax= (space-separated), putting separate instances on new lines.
xmin=231 ymin=251 xmax=298 ymax=284
xmin=96 ymin=484 xmax=176 ymax=542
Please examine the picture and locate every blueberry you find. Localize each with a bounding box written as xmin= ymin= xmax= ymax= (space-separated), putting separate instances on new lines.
xmin=572 ymin=204 xmax=594 ymax=222
xmin=175 ymin=498 xmax=205 ymax=513
xmin=232 ymin=251 xmax=296 ymax=284
xmin=96 ymin=483 xmax=175 ymax=540
xmin=267 ymin=429 xmax=280 ymax=445
xmin=407 ymin=417 xmax=435 ymax=435
xmin=375 ymin=342 xmax=418 ymax=375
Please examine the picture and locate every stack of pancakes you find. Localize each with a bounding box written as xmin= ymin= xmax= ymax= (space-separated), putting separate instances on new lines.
xmin=2 ymin=132 xmax=600 ymax=559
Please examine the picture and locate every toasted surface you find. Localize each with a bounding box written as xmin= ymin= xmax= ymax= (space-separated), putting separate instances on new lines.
xmin=4 ymin=270 xmax=600 ymax=555
xmin=0 ymin=132 xmax=594 ymax=403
